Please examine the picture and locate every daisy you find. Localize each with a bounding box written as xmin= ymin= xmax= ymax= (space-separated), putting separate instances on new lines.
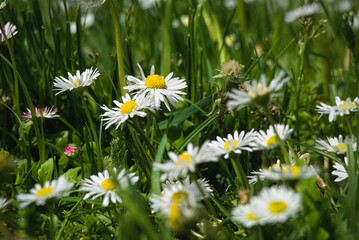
xmin=0 ymin=197 xmax=10 ymax=210
xmin=53 ymin=67 xmax=100 ymax=95
xmin=21 ymin=106 xmax=59 ymax=122
xmin=64 ymin=145 xmax=77 ymax=157
xmin=316 ymin=96 xmax=359 ymax=122
xmin=252 ymin=186 xmax=301 ymax=224
xmin=100 ymin=93 xmax=155 ymax=130
xmin=209 ymin=129 xmax=257 ymax=159
xmin=231 ymin=203 xmax=261 ymax=228
xmin=0 ymin=22 xmax=18 ymax=42
xmin=254 ymin=162 xmax=316 ymax=181
xmin=17 ymin=176 xmax=73 ymax=208
xmin=80 ymin=169 xmax=139 ymax=207
xmin=0 ymin=0 xmax=6 ymax=10
xmin=227 ymin=70 xmax=290 ymax=110
xmin=315 ymin=135 xmax=356 ymax=155
xmin=285 ymin=3 xmax=321 ymax=23
xmin=150 ymin=177 xmax=212 ymax=228
xmin=332 ymin=157 xmax=348 ymax=182
xmin=124 ymin=64 xmax=187 ymax=111
xmin=254 ymin=124 xmax=294 ymax=150
xmin=153 ymin=142 xmax=219 ymax=181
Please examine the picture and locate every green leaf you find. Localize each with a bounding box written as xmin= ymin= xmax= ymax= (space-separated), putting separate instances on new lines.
xmin=58 ymin=154 xmax=69 ymax=175
xmin=38 ymin=158 xmax=54 ymax=184
xmin=63 ymin=167 xmax=81 ymax=183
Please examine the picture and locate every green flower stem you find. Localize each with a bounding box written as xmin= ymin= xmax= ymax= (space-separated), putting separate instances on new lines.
xmin=79 ymin=92 xmax=102 ymax=171
xmin=40 ymin=118 xmax=47 ymax=164
xmin=108 ymin=0 xmax=126 ymax=97
xmin=189 ymin=171 xmax=218 ymax=218
xmin=47 ymin=200 xmax=56 ymax=240
xmin=234 ymin=155 xmax=249 ymax=189
xmin=56 ymin=193 xmax=84 ymax=240
xmin=345 ymin=116 xmax=354 ymax=137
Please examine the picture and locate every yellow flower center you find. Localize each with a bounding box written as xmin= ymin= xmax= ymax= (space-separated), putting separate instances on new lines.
xmin=101 ymin=178 xmax=115 ymax=191
xmin=340 ymin=101 xmax=354 ymax=110
xmin=36 ymin=187 xmax=53 ymax=197
xmin=336 ymin=143 xmax=346 ymax=153
xmin=168 ymin=191 xmax=189 ymax=228
xmin=247 ymin=84 xmax=268 ymax=98
xmin=266 ymin=135 xmax=280 ymax=146
xmin=224 ymin=140 xmax=238 ymax=150
xmin=120 ymin=101 xmax=138 ymax=115
xmin=268 ymin=162 xmax=281 ymax=171
xmin=268 ymin=201 xmax=287 ymax=214
xmin=74 ymin=79 xmax=78 ymax=85
xmin=145 ymin=75 xmax=166 ymax=89
xmin=175 ymin=153 xmax=192 ymax=166
xmin=247 ymin=212 xmax=258 ymax=221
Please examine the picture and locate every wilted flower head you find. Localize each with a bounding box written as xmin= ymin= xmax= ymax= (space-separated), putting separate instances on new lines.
xmin=213 ymin=60 xmax=244 ymax=80
xmin=22 ymin=106 xmax=59 ymax=122
xmin=73 ymin=0 xmax=107 ymax=10
xmin=285 ymin=3 xmax=321 ymax=23
xmin=0 ymin=22 xmax=18 ymax=42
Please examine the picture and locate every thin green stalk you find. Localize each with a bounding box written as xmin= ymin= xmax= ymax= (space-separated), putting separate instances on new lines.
xmin=40 ymin=118 xmax=47 ymax=164
xmin=47 ymin=201 xmax=55 ymax=240
xmin=79 ymin=92 xmax=102 ymax=171
xmin=234 ymin=155 xmax=249 ymax=189
xmin=108 ymin=0 xmax=126 ymax=96
xmin=345 ymin=116 xmax=354 ymax=137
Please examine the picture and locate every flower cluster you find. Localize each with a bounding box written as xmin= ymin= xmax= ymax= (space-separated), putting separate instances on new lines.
xmin=316 ymin=97 xmax=359 ymax=122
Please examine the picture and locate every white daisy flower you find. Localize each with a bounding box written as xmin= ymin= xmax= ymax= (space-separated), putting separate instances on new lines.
xmin=153 ymin=142 xmax=219 ymax=181
xmin=252 ymin=186 xmax=301 ymax=224
xmin=209 ymin=129 xmax=257 ymax=159
xmin=53 ymin=67 xmax=100 ymax=95
xmin=255 ymin=163 xmax=316 ymax=181
xmin=124 ymin=64 xmax=187 ymax=111
xmin=254 ymin=124 xmax=294 ymax=150
xmin=100 ymin=93 xmax=154 ymax=130
xmin=80 ymin=169 xmax=139 ymax=207
xmin=0 ymin=22 xmax=18 ymax=42
xmin=17 ymin=176 xmax=73 ymax=208
xmin=231 ymin=203 xmax=261 ymax=228
xmin=0 ymin=197 xmax=10 ymax=210
xmin=0 ymin=0 xmax=7 ymax=10
xmin=150 ymin=177 xmax=212 ymax=228
xmin=138 ymin=0 xmax=161 ymax=9
xmin=227 ymin=70 xmax=290 ymax=110
xmin=22 ymin=106 xmax=59 ymax=123
xmin=315 ymin=135 xmax=356 ymax=155
xmin=332 ymin=157 xmax=348 ymax=182
xmin=316 ymin=96 xmax=359 ymax=122
xmin=285 ymin=3 xmax=321 ymax=23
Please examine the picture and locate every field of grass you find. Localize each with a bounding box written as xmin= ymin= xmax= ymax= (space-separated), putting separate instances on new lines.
xmin=1 ymin=0 xmax=359 ymax=239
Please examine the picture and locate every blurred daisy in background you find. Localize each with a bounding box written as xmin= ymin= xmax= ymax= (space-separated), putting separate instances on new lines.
xmin=0 ymin=22 xmax=17 ymax=42
xmin=332 ymin=157 xmax=348 ymax=182
xmin=232 ymin=203 xmax=261 ymax=228
xmin=124 ymin=64 xmax=187 ymax=111
xmin=210 ymin=129 xmax=257 ymax=159
xmin=285 ymin=3 xmax=321 ymax=23
xmin=70 ymin=13 xmax=95 ymax=34
xmin=254 ymin=124 xmax=294 ymax=150
xmin=53 ymin=67 xmax=100 ymax=95
xmin=315 ymin=135 xmax=356 ymax=155
xmin=80 ymin=169 xmax=138 ymax=207
xmin=251 ymin=186 xmax=301 ymax=224
xmin=153 ymin=142 xmax=219 ymax=181
xmin=0 ymin=0 xmax=7 ymax=10
xmin=101 ymin=93 xmax=154 ymax=130
xmin=150 ymin=177 xmax=212 ymax=229
xmin=227 ymin=70 xmax=290 ymax=110
xmin=316 ymin=96 xmax=359 ymax=122
xmin=22 ymin=106 xmax=59 ymax=122
xmin=0 ymin=197 xmax=10 ymax=210
xmin=17 ymin=176 xmax=73 ymax=208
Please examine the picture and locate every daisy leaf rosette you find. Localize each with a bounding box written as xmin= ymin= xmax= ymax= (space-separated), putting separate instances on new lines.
xmin=315 ymin=135 xmax=356 ymax=155
xmin=124 ymin=64 xmax=187 ymax=111
xmin=53 ymin=67 xmax=100 ymax=95
xmin=316 ymin=96 xmax=359 ymax=122
xmin=227 ymin=70 xmax=290 ymax=110
xmin=80 ymin=169 xmax=139 ymax=207
xmin=100 ymin=93 xmax=155 ymax=130
xmin=150 ymin=177 xmax=212 ymax=228
xmin=17 ymin=176 xmax=73 ymax=208
xmin=209 ymin=129 xmax=257 ymax=159
xmin=153 ymin=142 xmax=219 ymax=181
xmin=254 ymin=124 xmax=294 ymax=150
